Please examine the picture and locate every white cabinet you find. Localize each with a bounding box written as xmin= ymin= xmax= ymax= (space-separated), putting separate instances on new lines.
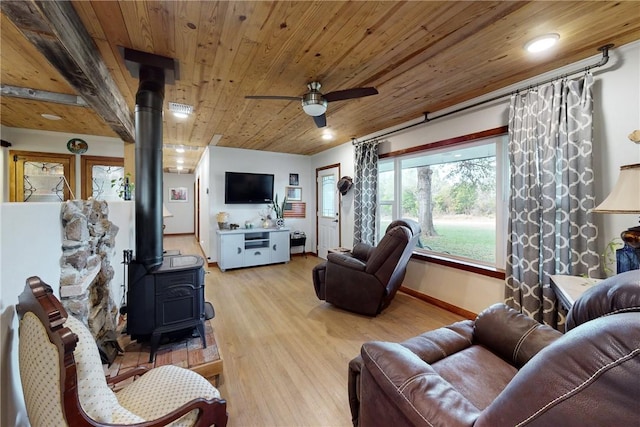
xmin=217 ymin=228 xmax=290 ymax=271
xmin=270 ymin=230 xmax=291 ymax=264
xmin=218 ymin=233 xmax=244 ymax=270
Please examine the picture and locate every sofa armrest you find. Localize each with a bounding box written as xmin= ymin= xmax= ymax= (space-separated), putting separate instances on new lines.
xmin=348 ymin=356 xmax=363 ymax=427
xmin=360 ymin=341 xmax=479 ymax=427
xmin=473 ymin=303 xmax=562 ymax=368
xmin=349 ymin=320 xmax=475 ymax=426
xmin=400 ymin=320 xmax=475 ymax=363
xmin=327 ymin=252 xmax=367 ymax=271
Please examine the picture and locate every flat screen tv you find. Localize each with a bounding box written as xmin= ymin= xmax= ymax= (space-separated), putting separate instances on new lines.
xmin=224 ymin=171 xmax=274 ymax=204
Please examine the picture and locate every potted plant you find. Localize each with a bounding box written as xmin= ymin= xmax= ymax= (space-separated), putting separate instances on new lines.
xmin=110 ymin=173 xmax=134 ymax=200
xmin=271 ymin=194 xmax=287 ymax=228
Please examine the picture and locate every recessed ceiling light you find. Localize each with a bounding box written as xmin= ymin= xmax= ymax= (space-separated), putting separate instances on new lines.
xmin=176 ymin=145 xmax=185 ymax=153
xmin=177 ymin=165 xmax=184 ymax=171
xmin=41 ymin=113 xmax=62 ymax=120
xmin=524 ymin=33 xmax=560 ymax=53
xmin=322 ymin=130 xmax=334 ymax=141
xmin=177 ymin=159 xmax=184 ymax=164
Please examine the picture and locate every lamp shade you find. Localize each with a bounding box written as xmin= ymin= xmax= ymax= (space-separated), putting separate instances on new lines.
xmin=592 ymin=163 xmax=640 ymax=213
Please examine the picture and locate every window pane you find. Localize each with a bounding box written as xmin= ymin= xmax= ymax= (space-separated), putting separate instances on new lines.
xmin=321 ymin=175 xmax=335 ymax=217
xmin=91 ymin=165 xmax=124 ymax=201
xmin=23 ymin=161 xmax=65 ymax=202
xmin=398 ymin=141 xmax=498 ymax=264
xmin=378 ymin=203 xmax=393 ymax=241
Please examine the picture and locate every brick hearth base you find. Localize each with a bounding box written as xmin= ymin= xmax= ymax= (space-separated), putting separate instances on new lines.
xmin=104 ymin=318 xmax=223 ymax=387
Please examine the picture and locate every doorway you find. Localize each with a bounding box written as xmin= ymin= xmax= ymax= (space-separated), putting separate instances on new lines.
xmin=9 ymin=150 xmax=76 ymax=202
xmin=316 ymin=164 xmax=340 ymax=259
xmin=80 ymin=155 xmax=124 ymax=200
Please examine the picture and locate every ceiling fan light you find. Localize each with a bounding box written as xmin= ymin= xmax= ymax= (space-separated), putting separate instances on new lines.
xmin=302 ymin=103 xmax=327 ymax=116
xmin=525 ymin=33 xmax=560 ymax=53
xmin=302 ymin=92 xmax=327 ymax=116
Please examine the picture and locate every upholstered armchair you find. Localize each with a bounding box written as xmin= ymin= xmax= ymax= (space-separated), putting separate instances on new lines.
xmin=17 ymin=276 xmax=228 ymax=427
xmin=312 ymin=219 xmax=421 ymax=316
xmin=348 ymin=270 xmax=640 ymax=426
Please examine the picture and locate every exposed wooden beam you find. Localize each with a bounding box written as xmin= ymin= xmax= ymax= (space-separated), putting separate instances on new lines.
xmin=1 ymin=0 xmax=134 ymax=142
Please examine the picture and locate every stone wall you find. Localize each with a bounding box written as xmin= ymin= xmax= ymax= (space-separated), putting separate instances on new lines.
xmin=60 ymin=200 xmax=119 ymax=346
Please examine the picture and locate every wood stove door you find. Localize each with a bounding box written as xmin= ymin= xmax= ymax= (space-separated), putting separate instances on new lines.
xmin=155 ymin=269 xmax=205 ymax=329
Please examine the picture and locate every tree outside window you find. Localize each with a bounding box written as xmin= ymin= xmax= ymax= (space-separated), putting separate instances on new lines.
xmin=378 ymin=133 xmax=508 ymax=268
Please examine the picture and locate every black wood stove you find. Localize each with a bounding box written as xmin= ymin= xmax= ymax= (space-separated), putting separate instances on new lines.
xmin=128 ymin=255 xmax=205 ymax=361
xmin=122 ymin=48 xmax=206 ymax=362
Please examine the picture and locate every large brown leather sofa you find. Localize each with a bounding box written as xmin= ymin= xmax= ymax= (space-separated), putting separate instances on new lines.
xmin=312 ymin=219 xmax=421 ymax=316
xmin=348 ymin=270 xmax=640 ymax=426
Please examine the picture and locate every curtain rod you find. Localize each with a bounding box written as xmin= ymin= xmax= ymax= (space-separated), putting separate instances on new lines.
xmin=354 ymin=44 xmax=614 ymax=146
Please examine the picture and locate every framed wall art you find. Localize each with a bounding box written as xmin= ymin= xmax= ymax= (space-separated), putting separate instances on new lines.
xmin=286 ymin=186 xmax=302 ymax=201
xmin=169 ymin=187 xmax=188 ymax=202
xmin=289 ymin=173 xmax=299 ymax=186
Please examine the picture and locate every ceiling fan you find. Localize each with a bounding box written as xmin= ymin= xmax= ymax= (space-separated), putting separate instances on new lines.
xmin=245 ymin=81 xmax=378 ymax=128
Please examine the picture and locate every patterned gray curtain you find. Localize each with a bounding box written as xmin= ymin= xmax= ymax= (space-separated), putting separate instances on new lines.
xmin=354 ymin=140 xmax=380 ymax=246
xmin=506 ymin=73 xmax=600 ymax=328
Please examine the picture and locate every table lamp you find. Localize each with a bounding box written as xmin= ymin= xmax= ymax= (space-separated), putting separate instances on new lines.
xmin=592 ymin=163 xmax=640 ymax=272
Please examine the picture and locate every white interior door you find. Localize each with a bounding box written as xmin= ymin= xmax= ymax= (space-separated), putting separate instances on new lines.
xmin=317 ymin=166 xmax=340 ymax=259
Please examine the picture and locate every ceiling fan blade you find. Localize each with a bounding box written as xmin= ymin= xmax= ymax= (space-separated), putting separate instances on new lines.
xmin=323 ymin=87 xmax=378 ymax=102
xmin=313 ymin=114 xmax=327 ymax=128
xmin=245 ymin=95 xmax=301 ymax=101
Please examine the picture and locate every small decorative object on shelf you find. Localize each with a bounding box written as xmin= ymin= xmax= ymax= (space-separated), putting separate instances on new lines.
xmin=617 ymin=244 xmax=640 ymax=273
xmin=216 ymin=212 xmax=229 ymax=230
xmin=123 ymin=177 xmax=131 ymax=200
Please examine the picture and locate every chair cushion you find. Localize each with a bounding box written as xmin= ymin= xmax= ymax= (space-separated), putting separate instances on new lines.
xmin=115 ymin=365 xmax=221 ymax=426
xmin=66 ymin=314 xmax=122 ymax=423
xmin=19 ymin=312 xmax=68 ymax=427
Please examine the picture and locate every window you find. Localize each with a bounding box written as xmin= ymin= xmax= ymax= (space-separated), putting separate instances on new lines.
xmin=321 ymin=174 xmax=336 ymax=217
xmin=378 ymin=128 xmax=508 ymax=271
xmin=80 ymin=155 xmax=124 ymax=200
xmin=9 ymin=151 xmax=76 ymax=202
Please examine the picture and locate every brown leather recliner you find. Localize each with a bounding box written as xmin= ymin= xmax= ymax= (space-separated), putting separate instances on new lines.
xmin=312 ymin=219 xmax=421 ymax=316
xmin=348 ymin=270 xmax=640 ymax=426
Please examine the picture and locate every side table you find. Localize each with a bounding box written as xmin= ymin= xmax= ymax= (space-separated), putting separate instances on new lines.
xmin=549 ymin=275 xmax=602 ymax=310
xmin=290 ymin=234 xmax=307 ymax=257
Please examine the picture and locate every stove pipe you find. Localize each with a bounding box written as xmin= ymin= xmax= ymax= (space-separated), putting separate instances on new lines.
xmin=134 ymin=66 xmax=165 ymax=270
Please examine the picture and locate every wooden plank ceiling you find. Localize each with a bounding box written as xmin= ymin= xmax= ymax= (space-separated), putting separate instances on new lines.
xmin=1 ymin=1 xmax=639 ymax=172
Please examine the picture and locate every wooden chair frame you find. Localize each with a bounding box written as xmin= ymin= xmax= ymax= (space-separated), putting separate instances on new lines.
xmin=17 ymin=276 xmax=228 ymax=427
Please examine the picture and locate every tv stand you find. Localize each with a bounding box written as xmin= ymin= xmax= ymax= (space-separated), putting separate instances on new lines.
xmin=216 ymin=227 xmax=290 ymax=271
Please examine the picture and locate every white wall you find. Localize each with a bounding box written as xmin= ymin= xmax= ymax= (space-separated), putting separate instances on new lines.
xmin=310 ymin=40 xmax=640 ymax=315
xmin=0 ymin=201 xmax=134 ymax=427
xmin=197 ymin=146 xmax=312 ymax=262
xmin=162 ymin=172 xmax=195 ymax=234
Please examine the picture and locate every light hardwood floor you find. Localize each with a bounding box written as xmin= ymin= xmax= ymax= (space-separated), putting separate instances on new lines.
xmin=165 ymin=235 xmax=464 ymax=427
